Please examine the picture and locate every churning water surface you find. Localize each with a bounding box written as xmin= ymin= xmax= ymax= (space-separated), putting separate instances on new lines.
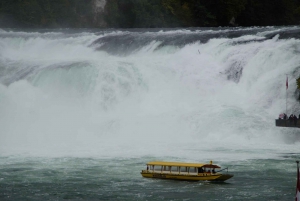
xmin=1 ymin=27 xmax=300 ymax=200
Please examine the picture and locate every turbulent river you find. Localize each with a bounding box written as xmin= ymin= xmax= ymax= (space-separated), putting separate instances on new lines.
xmin=1 ymin=27 xmax=300 ymax=200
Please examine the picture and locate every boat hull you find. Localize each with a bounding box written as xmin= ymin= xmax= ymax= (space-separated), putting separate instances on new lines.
xmin=141 ymin=171 xmax=233 ymax=182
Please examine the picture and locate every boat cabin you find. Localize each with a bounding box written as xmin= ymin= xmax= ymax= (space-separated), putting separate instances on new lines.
xmin=141 ymin=161 xmax=233 ymax=181
xmin=145 ymin=161 xmax=220 ymax=175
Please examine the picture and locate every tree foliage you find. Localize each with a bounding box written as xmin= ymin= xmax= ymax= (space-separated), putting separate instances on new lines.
xmin=0 ymin=0 xmax=300 ymax=28
xmin=0 ymin=0 xmax=95 ymax=28
xmin=103 ymin=0 xmax=300 ymax=27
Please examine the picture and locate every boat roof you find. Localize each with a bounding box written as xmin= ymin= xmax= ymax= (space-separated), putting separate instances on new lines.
xmin=146 ymin=161 xmax=221 ymax=168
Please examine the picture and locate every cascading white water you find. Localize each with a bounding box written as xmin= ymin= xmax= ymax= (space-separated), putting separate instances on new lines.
xmin=1 ymin=27 xmax=300 ymax=161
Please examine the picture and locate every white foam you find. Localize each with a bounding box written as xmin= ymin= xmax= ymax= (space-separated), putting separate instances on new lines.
xmin=1 ymin=29 xmax=300 ymax=161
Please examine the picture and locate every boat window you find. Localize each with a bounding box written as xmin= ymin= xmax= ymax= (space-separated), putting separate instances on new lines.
xmin=154 ymin=166 xmax=162 ymax=171
xmin=171 ymin=166 xmax=178 ymax=172
xmin=189 ymin=167 xmax=197 ymax=173
xmin=149 ymin=165 xmax=154 ymax=170
xmin=163 ymin=166 xmax=171 ymax=171
xmin=180 ymin=167 xmax=188 ymax=172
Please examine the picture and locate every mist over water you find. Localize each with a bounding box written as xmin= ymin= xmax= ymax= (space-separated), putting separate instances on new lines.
xmin=1 ymin=27 xmax=300 ymax=162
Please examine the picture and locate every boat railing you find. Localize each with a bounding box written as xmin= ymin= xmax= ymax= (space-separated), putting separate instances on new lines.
xmin=216 ymin=167 xmax=228 ymax=173
xmin=143 ymin=169 xmax=218 ymax=176
xmin=152 ymin=170 xmax=192 ymax=175
xmin=275 ymin=119 xmax=300 ymax=128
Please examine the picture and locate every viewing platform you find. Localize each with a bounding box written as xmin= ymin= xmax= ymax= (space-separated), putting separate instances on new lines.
xmin=275 ymin=119 xmax=300 ymax=128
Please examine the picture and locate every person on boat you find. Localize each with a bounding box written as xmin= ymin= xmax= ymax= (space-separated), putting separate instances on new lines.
xmin=284 ymin=113 xmax=287 ymax=119
xmin=212 ymin=168 xmax=216 ymax=174
xmin=198 ymin=167 xmax=204 ymax=173
xmin=279 ymin=113 xmax=284 ymax=119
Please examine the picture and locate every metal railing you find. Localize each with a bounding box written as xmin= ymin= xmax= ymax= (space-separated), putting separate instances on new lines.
xmin=275 ymin=119 xmax=300 ymax=128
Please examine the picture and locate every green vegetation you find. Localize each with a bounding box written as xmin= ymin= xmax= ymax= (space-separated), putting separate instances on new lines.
xmin=1 ymin=0 xmax=300 ymax=28
xmin=297 ymin=77 xmax=300 ymax=89
xmin=0 ymin=0 xmax=95 ymax=28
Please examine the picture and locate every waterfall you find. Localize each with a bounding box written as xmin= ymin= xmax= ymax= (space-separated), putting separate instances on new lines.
xmin=1 ymin=27 xmax=300 ymax=159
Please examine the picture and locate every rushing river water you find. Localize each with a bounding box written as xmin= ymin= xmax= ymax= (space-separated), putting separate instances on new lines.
xmin=1 ymin=27 xmax=300 ymax=200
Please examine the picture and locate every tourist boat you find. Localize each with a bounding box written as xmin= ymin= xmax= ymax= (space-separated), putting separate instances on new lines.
xmin=141 ymin=161 xmax=233 ymax=182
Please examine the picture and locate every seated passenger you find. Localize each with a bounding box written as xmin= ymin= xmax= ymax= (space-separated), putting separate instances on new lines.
xmin=198 ymin=167 xmax=204 ymax=173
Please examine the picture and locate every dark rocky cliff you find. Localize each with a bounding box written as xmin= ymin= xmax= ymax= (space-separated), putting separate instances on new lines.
xmin=1 ymin=0 xmax=300 ymax=28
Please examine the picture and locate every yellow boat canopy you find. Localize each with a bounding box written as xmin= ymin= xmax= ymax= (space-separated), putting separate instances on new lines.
xmin=146 ymin=161 xmax=221 ymax=168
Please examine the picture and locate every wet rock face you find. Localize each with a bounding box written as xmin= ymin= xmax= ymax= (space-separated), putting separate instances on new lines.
xmin=92 ymin=0 xmax=107 ymax=27
xmin=93 ymin=0 xmax=106 ymax=12
xmin=229 ymin=17 xmax=238 ymax=27
xmin=225 ymin=63 xmax=243 ymax=83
